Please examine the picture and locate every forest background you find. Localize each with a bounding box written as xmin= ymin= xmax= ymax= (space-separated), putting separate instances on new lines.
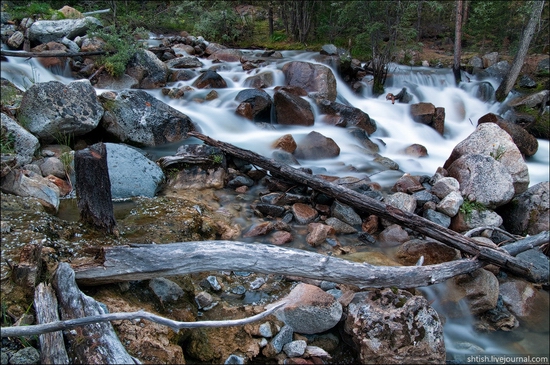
xmin=3 ymin=0 xmax=549 ymax=66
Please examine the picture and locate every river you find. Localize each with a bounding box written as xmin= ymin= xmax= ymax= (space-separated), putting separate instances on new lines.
xmin=1 ymin=42 xmax=548 ymax=363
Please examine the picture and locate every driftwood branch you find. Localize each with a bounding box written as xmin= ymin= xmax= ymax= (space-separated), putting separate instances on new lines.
xmin=500 ymin=231 xmax=549 ymax=256
xmin=34 ymin=283 xmax=70 ymax=364
xmin=188 ymin=132 xmax=547 ymax=283
xmin=74 ymin=241 xmax=483 ymax=288
xmin=0 ymin=50 xmax=114 ymax=58
xmin=82 ymin=9 xmax=111 ymax=15
xmin=1 ymin=302 xmax=286 ymax=338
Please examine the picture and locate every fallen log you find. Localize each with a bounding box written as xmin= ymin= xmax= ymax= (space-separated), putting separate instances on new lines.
xmin=188 ymin=132 xmax=547 ymax=283
xmin=52 ymin=263 xmax=138 ymax=364
xmin=1 ymin=50 xmax=114 ymax=58
xmin=34 ymin=283 xmax=70 ymax=364
xmin=74 ymin=241 xmax=481 ymax=288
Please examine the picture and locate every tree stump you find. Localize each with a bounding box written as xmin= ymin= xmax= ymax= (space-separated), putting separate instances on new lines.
xmin=74 ymin=143 xmax=117 ymax=234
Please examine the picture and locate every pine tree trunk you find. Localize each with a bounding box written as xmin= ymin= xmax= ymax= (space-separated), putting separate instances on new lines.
xmin=495 ymin=0 xmax=545 ymax=102
xmin=74 ymin=143 xmax=117 ymax=235
xmin=453 ymin=0 xmax=464 ymax=85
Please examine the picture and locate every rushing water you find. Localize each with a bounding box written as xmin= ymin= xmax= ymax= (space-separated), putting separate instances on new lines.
xmin=1 ymin=45 xmax=548 ymax=362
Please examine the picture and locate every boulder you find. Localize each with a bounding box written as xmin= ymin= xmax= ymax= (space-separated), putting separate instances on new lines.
xmin=344 ymin=289 xmax=445 ymax=364
xmin=165 ymin=56 xmax=204 ymax=69
xmin=27 ymin=17 xmax=102 ymax=44
xmin=316 ymin=99 xmax=377 ymax=135
xmin=126 ymin=49 xmax=169 ymax=89
xmin=272 ymin=134 xmax=297 ymax=153
xmin=478 ymin=113 xmax=538 ymax=157
xmin=444 ymin=123 xmax=529 ymax=194
xmin=104 ymin=143 xmax=164 ymax=199
xmin=451 ymin=269 xmax=499 ymax=315
xmin=497 ymin=181 xmax=549 ymax=235
xmin=235 ymin=89 xmax=273 ymax=123
xmin=446 ymin=154 xmax=514 ymax=209
xmin=244 ymin=71 xmax=275 ymax=89
xmin=192 ymin=70 xmax=227 ymax=89
xmin=282 ymin=61 xmax=337 ymax=101
xmin=99 ymin=90 xmax=199 ymax=147
xmin=291 ymin=203 xmax=318 ymax=225
xmin=17 ymin=80 xmax=104 ymax=143
xmin=293 ymin=131 xmax=340 ymax=160
xmin=272 ymin=283 xmax=342 ymax=334
xmin=273 ymin=89 xmax=314 ymax=126
xmin=207 ymin=48 xmax=242 ymax=62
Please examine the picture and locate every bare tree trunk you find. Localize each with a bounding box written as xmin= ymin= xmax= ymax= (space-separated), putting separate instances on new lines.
xmin=74 ymin=143 xmax=117 ymax=235
xmin=495 ymin=0 xmax=545 ymax=101
xmin=268 ymin=1 xmax=274 ymax=38
xmin=453 ymin=0 xmax=464 ymax=85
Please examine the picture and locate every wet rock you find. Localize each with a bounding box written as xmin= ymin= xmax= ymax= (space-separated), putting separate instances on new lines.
xmin=18 ymin=80 xmax=104 ymax=144
xmin=195 ymin=291 xmax=216 ymax=310
xmin=193 ymin=69 xmax=227 ymax=89
xmin=235 ymin=89 xmax=272 ymax=123
xmin=497 ymin=181 xmax=549 ymax=236
xmin=361 ymin=215 xmax=379 ymax=235
xmin=206 ymin=276 xmax=221 ymax=291
xmin=166 ymin=56 xmax=204 ymax=69
xmin=316 ymin=99 xmax=376 ymax=135
xmin=413 ymin=190 xmax=439 ymax=207
xmin=291 ymin=203 xmax=318 ymax=225
xmin=263 ymin=324 xmax=293 ymax=357
xmin=244 ymin=222 xmax=274 ymax=237
xmin=95 ymin=73 xmax=139 ymax=90
xmin=451 ymin=269 xmax=499 ymax=315
xmin=478 ymin=113 xmax=538 ymax=157
xmin=499 ymin=278 xmax=549 ymax=333
xmin=331 ymin=200 xmax=361 ymax=226
xmin=224 ymin=354 xmax=245 ymax=364
xmin=373 ymin=154 xmax=400 ymax=170
xmin=294 ymin=131 xmax=340 ymax=160
xmin=392 ymin=173 xmax=423 ymax=193
xmin=447 ymin=154 xmax=514 ymax=209
xmin=273 ymin=89 xmax=314 ymax=126
xmin=149 ymin=277 xmax=185 ymax=304
xmin=243 ymin=71 xmax=275 ymax=89
xmin=227 ymin=175 xmax=254 ymax=189
xmin=255 ymin=203 xmax=285 ymax=218
xmin=268 ymin=230 xmax=293 ymax=245
xmin=282 ymin=61 xmax=337 ymax=101
xmin=378 ymin=224 xmax=409 ymax=247
xmin=306 ymin=223 xmax=335 ymax=247
xmin=272 ymin=283 xmax=342 ymax=334
xmin=208 ymin=48 xmax=243 ymax=62
xmin=325 ymin=217 xmax=357 ymax=234
xmin=105 ymin=143 xmax=164 ymax=199
xmin=396 ymin=238 xmax=460 ymax=266
xmin=272 ymin=134 xmax=297 ymax=153
xmin=126 ymin=49 xmax=169 ymax=89
xmin=99 ymin=89 xmax=199 ymax=147
xmin=344 ymin=288 xmax=445 ymax=364
xmin=403 ymin=143 xmax=428 ymax=158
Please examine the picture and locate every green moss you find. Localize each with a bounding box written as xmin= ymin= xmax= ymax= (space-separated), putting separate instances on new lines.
xmin=459 ymin=199 xmax=487 ymax=222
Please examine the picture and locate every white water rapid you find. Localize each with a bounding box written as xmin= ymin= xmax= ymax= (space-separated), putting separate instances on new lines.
xmin=1 ymin=45 xmax=548 ymax=362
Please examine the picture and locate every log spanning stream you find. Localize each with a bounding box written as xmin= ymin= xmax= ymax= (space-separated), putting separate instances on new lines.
xmin=1 ymin=40 xmax=549 ymax=361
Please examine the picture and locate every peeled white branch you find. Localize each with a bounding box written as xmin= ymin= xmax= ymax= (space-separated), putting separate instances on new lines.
xmin=0 ymin=302 xmax=286 ymax=338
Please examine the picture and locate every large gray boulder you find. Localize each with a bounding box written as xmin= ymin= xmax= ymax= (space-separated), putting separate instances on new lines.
xmin=344 ymin=289 xmax=445 ymax=364
xmin=99 ymin=89 xmax=199 ymax=147
xmin=28 ymin=17 xmax=101 ymax=44
xmin=17 ymin=80 xmax=104 ymax=144
xmin=444 ymin=122 xmax=529 ymax=195
xmin=293 ymin=131 xmax=340 ymax=160
xmin=497 ymin=181 xmax=549 ymax=236
xmin=105 ymin=143 xmax=164 ymax=199
xmin=282 ymin=61 xmax=337 ymax=101
xmin=1 ymin=113 xmax=40 ymax=167
xmin=447 ymin=154 xmax=515 ymax=209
